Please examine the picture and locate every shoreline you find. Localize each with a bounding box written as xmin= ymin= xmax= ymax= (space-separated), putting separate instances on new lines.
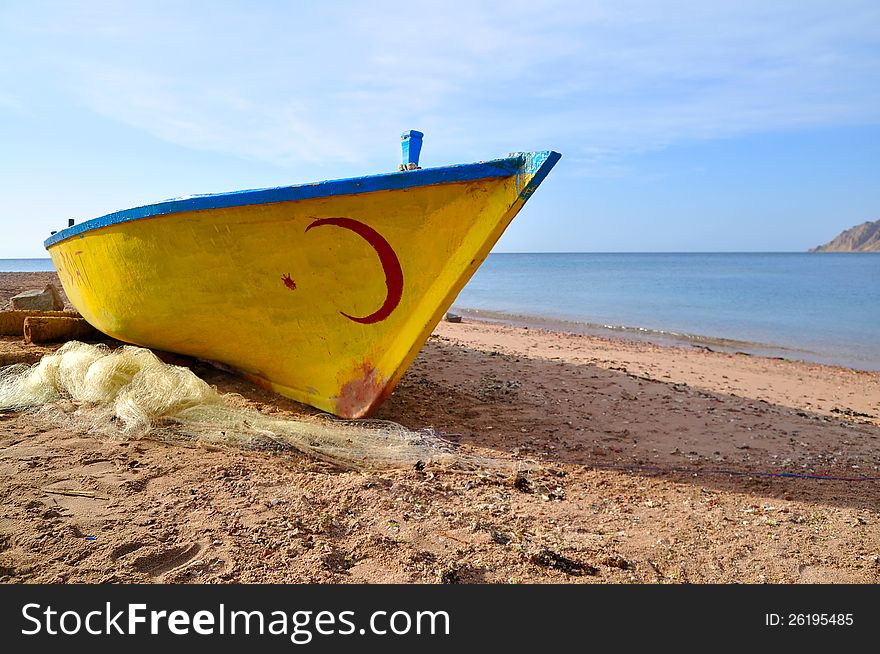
xmin=2 ymin=272 xmax=880 ymax=583
xmin=450 ymin=305 xmax=879 ymax=373
xmin=429 ymin=317 xmax=880 ymax=432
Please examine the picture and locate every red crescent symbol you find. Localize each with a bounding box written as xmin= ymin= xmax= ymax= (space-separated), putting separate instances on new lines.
xmin=305 ymin=217 xmax=404 ymax=324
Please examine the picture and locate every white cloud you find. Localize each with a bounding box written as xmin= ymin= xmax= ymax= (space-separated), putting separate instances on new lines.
xmin=2 ymin=0 xmax=878 ymax=174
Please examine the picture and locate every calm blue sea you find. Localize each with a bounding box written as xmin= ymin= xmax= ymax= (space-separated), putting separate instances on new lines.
xmin=3 ymin=255 xmax=878 ymax=370
xmin=0 ymin=258 xmax=56 ymax=272
xmin=452 ymin=253 xmax=880 ymax=371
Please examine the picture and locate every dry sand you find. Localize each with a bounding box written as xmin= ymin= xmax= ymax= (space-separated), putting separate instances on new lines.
xmin=1 ymin=272 xmax=879 ymax=583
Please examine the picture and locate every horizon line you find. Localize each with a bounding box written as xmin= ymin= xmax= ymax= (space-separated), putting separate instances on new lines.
xmin=2 ymin=249 xmax=862 ymax=260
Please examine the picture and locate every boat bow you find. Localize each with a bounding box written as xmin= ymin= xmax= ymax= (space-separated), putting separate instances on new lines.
xmin=46 ymin=146 xmax=560 ymax=418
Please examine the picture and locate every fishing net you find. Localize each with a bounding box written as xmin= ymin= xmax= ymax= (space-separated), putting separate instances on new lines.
xmin=0 ymin=341 xmax=509 ymax=472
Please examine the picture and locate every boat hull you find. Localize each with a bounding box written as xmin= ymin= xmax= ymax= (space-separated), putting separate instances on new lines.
xmin=46 ymin=152 xmax=560 ymax=418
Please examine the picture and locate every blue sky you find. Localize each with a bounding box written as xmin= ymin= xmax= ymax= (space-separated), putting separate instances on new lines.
xmin=1 ymin=0 xmax=878 ymax=256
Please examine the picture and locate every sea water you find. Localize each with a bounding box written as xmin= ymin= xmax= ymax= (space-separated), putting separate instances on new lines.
xmin=452 ymin=253 xmax=880 ymax=371
xmin=0 ymin=258 xmax=56 ymax=272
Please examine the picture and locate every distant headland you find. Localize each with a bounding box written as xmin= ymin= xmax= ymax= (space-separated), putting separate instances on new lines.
xmin=810 ymin=219 xmax=880 ymax=252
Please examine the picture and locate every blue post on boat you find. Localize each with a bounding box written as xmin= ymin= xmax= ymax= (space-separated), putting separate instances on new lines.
xmin=400 ymin=130 xmax=424 ymax=170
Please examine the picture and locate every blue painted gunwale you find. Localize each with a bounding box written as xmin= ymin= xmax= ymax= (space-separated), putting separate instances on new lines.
xmin=44 ymin=151 xmax=561 ymax=249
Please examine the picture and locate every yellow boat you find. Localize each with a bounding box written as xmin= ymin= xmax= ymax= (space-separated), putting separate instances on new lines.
xmin=45 ymin=132 xmax=560 ymax=418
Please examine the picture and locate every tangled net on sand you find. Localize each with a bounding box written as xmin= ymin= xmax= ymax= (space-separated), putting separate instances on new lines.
xmin=0 ymin=341 xmax=511 ymax=472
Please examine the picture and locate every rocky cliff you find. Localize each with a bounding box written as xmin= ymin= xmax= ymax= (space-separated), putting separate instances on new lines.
xmin=810 ymin=220 xmax=880 ymax=252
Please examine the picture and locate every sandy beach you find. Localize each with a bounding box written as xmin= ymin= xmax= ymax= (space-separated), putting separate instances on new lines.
xmin=1 ymin=272 xmax=879 ymax=583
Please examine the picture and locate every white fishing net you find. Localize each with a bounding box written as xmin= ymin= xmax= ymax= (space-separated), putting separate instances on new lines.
xmin=0 ymin=341 xmax=507 ymax=472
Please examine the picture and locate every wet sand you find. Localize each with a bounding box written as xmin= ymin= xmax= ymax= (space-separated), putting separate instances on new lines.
xmin=1 ymin=272 xmax=879 ymax=583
